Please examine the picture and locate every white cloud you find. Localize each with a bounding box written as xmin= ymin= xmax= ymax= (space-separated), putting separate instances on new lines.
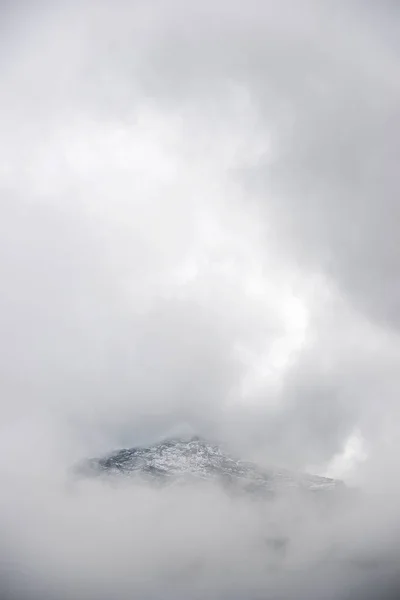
xmin=2 ymin=1 xmax=400 ymax=598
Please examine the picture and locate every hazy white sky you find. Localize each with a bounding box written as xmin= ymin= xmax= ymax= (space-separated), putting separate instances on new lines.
xmin=4 ymin=0 xmax=399 ymax=479
xmin=1 ymin=2 xmax=400 ymax=598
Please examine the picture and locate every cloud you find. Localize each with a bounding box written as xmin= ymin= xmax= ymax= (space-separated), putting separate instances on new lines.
xmin=1 ymin=0 xmax=400 ymax=598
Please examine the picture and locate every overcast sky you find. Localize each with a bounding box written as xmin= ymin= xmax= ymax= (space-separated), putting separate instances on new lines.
xmin=1 ymin=1 xmax=400 ymax=598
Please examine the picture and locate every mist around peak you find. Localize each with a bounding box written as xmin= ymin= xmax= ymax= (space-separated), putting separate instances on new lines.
xmin=1 ymin=0 xmax=400 ymax=598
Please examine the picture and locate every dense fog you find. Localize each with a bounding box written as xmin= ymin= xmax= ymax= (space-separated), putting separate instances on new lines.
xmin=1 ymin=1 xmax=400 ymax=598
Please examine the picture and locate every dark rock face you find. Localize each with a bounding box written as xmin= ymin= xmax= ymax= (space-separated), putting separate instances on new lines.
xmin=80 ymin=436 xmax=342 ymax=496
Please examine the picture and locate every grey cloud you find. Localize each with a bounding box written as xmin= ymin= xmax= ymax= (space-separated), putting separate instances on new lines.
xmin=1 ymin=1 xmax=400 ymax=598
xmin=1 ymin=0 xmax=399 ymax=475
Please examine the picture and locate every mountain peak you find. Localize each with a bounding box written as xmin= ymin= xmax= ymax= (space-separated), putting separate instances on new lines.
xmin=81 ymin=437 xmax=342 ymax=495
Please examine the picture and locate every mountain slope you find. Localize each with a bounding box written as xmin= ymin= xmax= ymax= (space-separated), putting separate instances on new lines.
xmin=81 ymin=436 xmax=342 ymax=495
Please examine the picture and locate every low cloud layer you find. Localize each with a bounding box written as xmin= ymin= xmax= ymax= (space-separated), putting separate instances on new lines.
xmin=1 ymin=1 xmax=400 ymax=598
